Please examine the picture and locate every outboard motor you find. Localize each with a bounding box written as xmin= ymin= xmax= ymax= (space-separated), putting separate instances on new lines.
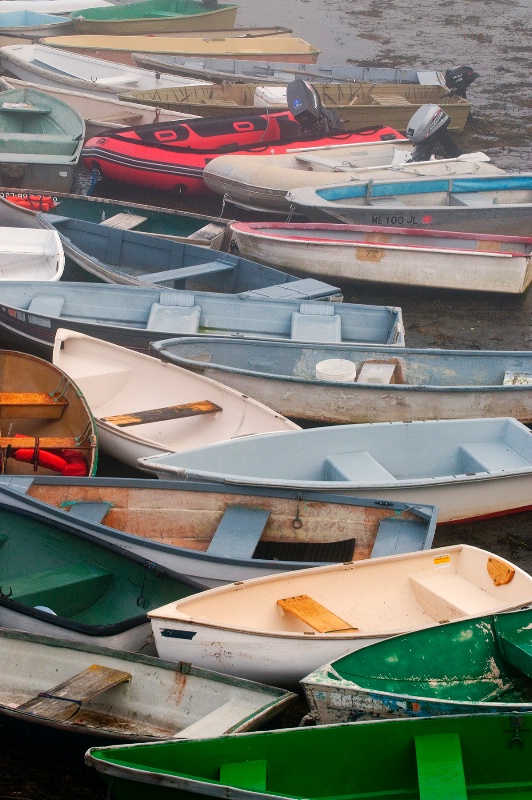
xmin=286 ymin=78 xmax=343 ymax=136
xmin=444 ymin=65 xmax=479 ymax=98
xmin=405 ymin=104 xmax=462 ymax=162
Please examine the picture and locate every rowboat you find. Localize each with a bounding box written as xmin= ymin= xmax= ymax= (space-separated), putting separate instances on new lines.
xmin=85 ymin=713 xmax=532 ymax=798
xmin=70 ymin=0 xmax=238 ymax=35
xmin=52 ymin=328 xmax=299 ymax=469
xmin=0 ymin=190 xmax=233 ymax=250
xmin=81 ymin=115 xmax=403 ymax=195
xmin=0 ymin=85 xmax=84 ymax=193
xmin=0 ymin=44 xmax=209 ymax=99
xmin=0 ymin=76 xmax=196 ymax=140
xmin=0 ymin=10 xmax=74 ymax=38
xmin=204 ymin=149 xmax=503 ymax=214
xmin=0 ymin=0 xmax=110 ymax=11
xmin=0 ymin=227 xmax=64 ymax=281
xmin=229 ymin=222 xmax=532 ymax=293
xmin=0 ymin=348 xmax=97 ymax=477
xmin=286 ymin=174 xmax=532 ymax=235
xmin=131 ymin=54 xmax=448 ymax=85
xmin=147 ymin=545 xmax=532 ymax=685
xmin=119 ymin=81 xmax=471 ymax=132
xmin=151 ymin=338 xmax=532 ymax=424
xmin=0 ymin=475 xmax=437 ymax=589
xmin=137 ymin=417 xmax=532 ymax=524
xmin=302 ymin=607 xmax=532 ymax=722
xmin=0 ymin=626 xmax=295 ymax=745
xmin=0 ymin=503 xmax=196 ymax=650
xmin=0 ymin=282 xmax=405 ymax=354
xmin=41 ymin=35 xmax=321 ymax=66
xmin=36 ymin=214 xmax=341 ymax=299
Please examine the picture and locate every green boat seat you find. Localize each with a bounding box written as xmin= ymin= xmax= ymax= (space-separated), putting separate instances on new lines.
xmin=27 ymin=295 xmax=65 ymax=317
xmin=371 ymin=517 xmax=429 ymax=558
xmin=219 ymin=760 xmax=267 ymax=791
xmin=415 ymin=733 xmax=467 ymax=800
xmin=0 ymin=563 xmax=113 ymax=617
xmin=495 ymin=623 xmax=532 ymax=679
xmin=324 ymin=452 xmax=396 ymax=483
xmin=459 ymin=442 xmax=530 ymax=473
xmin=291 ymin=302 xmax=342 ymax=343
xmin=206 ymin=505 xmax=271 ymax=560
xmin=0 ymin=133 xmax=76 ymax=156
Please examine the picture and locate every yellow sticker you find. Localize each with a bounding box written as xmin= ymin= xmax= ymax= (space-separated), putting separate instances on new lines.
xmin=434 ymin=553 xmax=451 ymax=567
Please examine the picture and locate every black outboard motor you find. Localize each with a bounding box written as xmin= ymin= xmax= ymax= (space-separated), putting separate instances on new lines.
xmin=444 ymin=65 xmax=479 ymax=98
xmin=405 ymin=104 xmax=462 ymax=162
xmin=286 ymin=78 xmax=343 ymax=136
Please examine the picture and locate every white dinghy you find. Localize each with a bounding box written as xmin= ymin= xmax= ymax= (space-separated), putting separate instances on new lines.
xmin=0 ymin=227 xmax=64 ymax=280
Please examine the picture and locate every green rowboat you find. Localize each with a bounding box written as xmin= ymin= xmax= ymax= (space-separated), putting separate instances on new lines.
xmin=86 ymin=712 xmax=532 ymax=799
xmin=70 ymin=0 xmax=238 ymax=35
xmin=302 ymin=608 xmax=532 ymax=723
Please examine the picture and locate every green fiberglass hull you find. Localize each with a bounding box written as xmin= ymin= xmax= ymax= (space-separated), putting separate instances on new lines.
xmin=87 ymin=712 xmax=532 ymax=799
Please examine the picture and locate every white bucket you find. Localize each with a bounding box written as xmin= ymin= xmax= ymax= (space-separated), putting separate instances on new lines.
xmin=315 ymin=359 xmax=357 ymax=383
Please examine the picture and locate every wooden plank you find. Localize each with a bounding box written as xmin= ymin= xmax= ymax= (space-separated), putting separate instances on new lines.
xmin=487 ymin=556 xmax=515 ymax=586
xmin=100 ymin=213 xmax=147 ymax=230
xmin=415 ymin=734 xmax=467 ymax=800
xmin=277 ymin=594 xmax=358 ymax=633
xmin=0 ymin=393 xmax=68 ymax=407
xmin=1 ymin=436 xmax=85 ymax=449
xmin=103 ymin=400 xmax=222 ymax=428
xmin=17 ymin=664 xmax=131 ymax=722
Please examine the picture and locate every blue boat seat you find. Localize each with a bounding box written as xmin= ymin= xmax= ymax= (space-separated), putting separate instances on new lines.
xmin=459 ymin=442 xmax=530 ymax=473
xmin=291 ymin=302 xmax=342 ymax=343
xmin=147 ymin=290 xmax=201 ymax=334
xmin=324 ymin=452 xmax=396 ymax=483
xmin=66 ymin=501 xmax=113 ymax=525
xmin=415 ymin=734 xmax=467 ymax=800
xmin=449 ymin=192 xmax=493 ymax=207
xmin=138 ymin=261 xmax=234 ymax=284
xmin=240 ymin=278 xmax=341 ymax=301
xmin=27 ymin=295 xmax=65 ymax=317
xmin=371 ymin=517 xmax=429 ymax=558
xmin=367 ymin=196 xmax=407 ymax=208
xmin=207 ymin=506 xmax=271 ymax=560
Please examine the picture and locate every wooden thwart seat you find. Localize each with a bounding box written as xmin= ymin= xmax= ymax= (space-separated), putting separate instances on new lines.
xmin=0 ymin=392 xmax=68 ymax=420
xmin=100 ymin=213 xmax=148 ymax=230
xmin=17 ymin=664 xmax=131 ymax=722
xmin=102 ymin=400 xmax=222 ymax=427
xmin=277 ymin=594 xmax=358 ymax=633
xmin=0 ymin=436 xmax=87 ymax=449
xmin=415 ymin=734 xmax=467 ymax=800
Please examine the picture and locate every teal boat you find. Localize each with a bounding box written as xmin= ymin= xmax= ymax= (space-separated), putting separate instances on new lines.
xmin=302 ymin=608 xmax=532 ymax=723
xmin=70 ymin=0 xmax=238 ymax=35
xmin=86 ymin=712 xmax=532 ymax=799
xmin=0 ymin=506 xmax=196 ymax=652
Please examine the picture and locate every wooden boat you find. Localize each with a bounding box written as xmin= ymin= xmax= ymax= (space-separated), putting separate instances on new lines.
xmin=0 ymin=504 xmax=196 ymax=650
xmin=302 ymin=607 xmax=532 ymax=722
xmin=0 ymin=626 xmax=295 ymax=745
xmin=0 ymin=227 xmax=64 ymax=281
xmin=151 ymin=338 xmax=532 ymax=424
xmin=131 ymin=54 xmax=448 ymax=85
xmin=81 ymin=115 xmax=403 ymax=195
xmin=119 ymin=81 xmax=471 ymax=132
xmin=137 ymin=417 xmax=532 ymax=524
xmin=229 ymin=222 xmax=532 ymax=293
xmin=0 ymin=349 xmax=97 ymax=477
xmin=286 ymin=174 xmax=532 ymax=236
xmin=41 ymin=35 xmax=321 ymax=66
xmin=0 ymin=10 xmax=74 ymax=38
xmin=52 ymin=328 xmax=300 ymax=469
xmin=0 ymin=44 xmax=209 ymax=99
xmin=85 ymin=712 xmax=532 ymax=799
xmin=147 ymin=544 xmax=532 ymax=685
xmin=0 ymin=282 xmax=405 ymax=354
xmin=70 ymin=0 xmax=238 ymax=36
xmin=0 ymin=76 xmax=196 ymax=140
xmin=205 ymin=149 xmax=503 ymax=214
xmin=0 ymin=475 xmax=437 ymax=589
xmin=0 ymin=85 xmax=84 ymax=193
xmin=36 ymin=214 xmax=341 ymax=300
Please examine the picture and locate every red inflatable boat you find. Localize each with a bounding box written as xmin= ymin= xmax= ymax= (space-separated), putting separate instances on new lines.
xmin=81 ymin=111 xmax=405 ymax=195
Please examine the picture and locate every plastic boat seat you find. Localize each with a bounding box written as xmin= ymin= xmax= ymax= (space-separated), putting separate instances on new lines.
xmin=459 ymin=442 xmax=530 ymax=473
xmin=96 ymin=75 xmax=140 ymax=86
xmin=371 ymin=517 xmax=429 ymax=558
xmin=139 ymin=261 xmax=234 ymax=284
xmin=206 ymin=506 xmax=271 ymax=560
xmin=0 ymin=133 xmax=75 ymax=156
xmin=177 ymin=701 xmax=263 ymax=740
xmin=324 ymin=451 xmax=396 ymax=483
xmin=449 ymin=192 xmax=493 ymax=207
xmin=27 ymin=295 xmax=65 ymax=317
xmin=147 ymin=290 xmax=201 ymax=333
xmin=367 ymin=196 xmax=407 ymax=208
xmin=496 ymin=629 xmax=532 ymax=679
xmin=66 ymin=501 xmax=113 ymax=524
xmin=291 ymin=302 xmax=342 ymax=343
xmin=240 ymin=278 xmax=340 ymax=301
xmin=0 ymin=563 xmax=113 ymax=614
xmin=415 ymin=734 xmax=467 ymax=800
xmin=409 ymin=572 xmax=498 ymax=621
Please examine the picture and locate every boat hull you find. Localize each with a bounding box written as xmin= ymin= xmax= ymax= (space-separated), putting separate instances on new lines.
xmin=71 ymin=5 xmax=238 ymax=35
